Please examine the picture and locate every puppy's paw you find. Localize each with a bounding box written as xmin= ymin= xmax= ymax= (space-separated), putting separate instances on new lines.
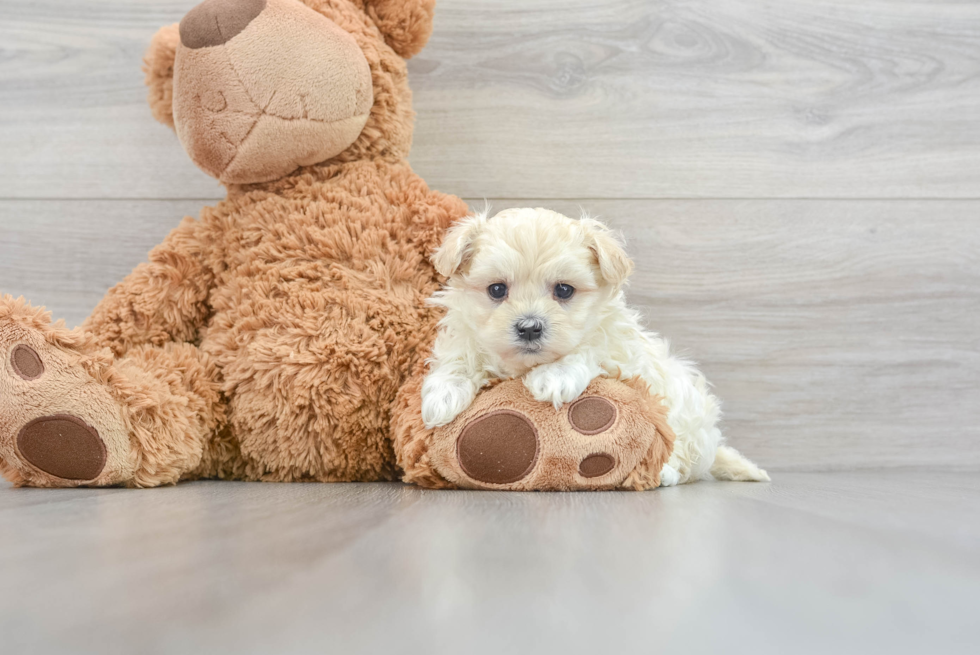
xmin=524 ymin=360 xmax=596 ymax=409
xmin=659 ymin=464 xmax=681 ymax=487
xmin=422 ymin=374 xmax=477 ymax=428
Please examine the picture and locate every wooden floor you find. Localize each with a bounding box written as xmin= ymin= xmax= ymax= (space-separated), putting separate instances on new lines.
xmin=2 ymin=471 xmax=978 ymax=654
xmin=1 ymin=1 xmax=979 ymax=652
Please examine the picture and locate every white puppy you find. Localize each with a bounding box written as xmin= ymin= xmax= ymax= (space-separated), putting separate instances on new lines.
xmin=421 ymin=208 xmax=769 ymax=486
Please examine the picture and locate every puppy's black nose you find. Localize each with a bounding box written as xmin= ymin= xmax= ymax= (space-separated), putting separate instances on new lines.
xmin=515 ymin=318 xmax=544 ymax=343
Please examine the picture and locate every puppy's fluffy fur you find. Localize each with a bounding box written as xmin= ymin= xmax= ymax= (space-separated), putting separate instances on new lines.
xmin=421 ymin=208 xmax=768 ymax=486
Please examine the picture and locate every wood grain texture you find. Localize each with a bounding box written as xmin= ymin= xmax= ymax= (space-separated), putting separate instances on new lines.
xmin=2 ymin=1 xmax=980 ymax=198
xmin=0 ymin=200 xmax=207 ymax=327
xmin=2 ymin=198 xmax=978 ymax=471
xmin=2 ymin=5 xmax=980 ymax=647
xmin=1 ymin=472 xmax=978 ymax=654
xmin=410 ymin=0 xmax=980 ymax=198
xmin=0 ymin=1 xmax=216 ymax=199
xmin=527 ymin=199 xmax=980 ymax=471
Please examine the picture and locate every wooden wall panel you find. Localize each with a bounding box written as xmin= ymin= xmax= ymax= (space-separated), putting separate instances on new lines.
xmin=2 ymin=1 xmax=979 ymax=199
xmin=3 ymin=198 xmax=977 ymax=470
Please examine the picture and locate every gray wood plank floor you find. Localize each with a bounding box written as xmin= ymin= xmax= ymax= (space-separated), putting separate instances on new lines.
xmin=2 ymin=471 xmax=978 ymax=655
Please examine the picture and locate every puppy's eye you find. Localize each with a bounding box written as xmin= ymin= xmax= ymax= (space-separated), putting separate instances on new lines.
xmin=554 ymin=283 xmax=575 ymax=300
xmin=487 ymin=283 xmax=508 ymax=300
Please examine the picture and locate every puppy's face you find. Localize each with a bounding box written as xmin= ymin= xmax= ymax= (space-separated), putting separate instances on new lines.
xmin=433 ymin=208 xmax=634 ymax=374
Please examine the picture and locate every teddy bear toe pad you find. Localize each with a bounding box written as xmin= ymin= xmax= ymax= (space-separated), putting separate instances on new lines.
xmin=578 ymin=453 xmax=616 ymax=478
xmin=568 ymin=396 xmax=617 ymax=434
xmin=11 ymin=344 xmax=44 ymax=381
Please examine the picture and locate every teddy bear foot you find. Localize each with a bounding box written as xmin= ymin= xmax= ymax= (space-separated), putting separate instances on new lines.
xmin=0 ymin=298 xmax=134 ymax=487
xmin=419 ymin=377 xmax=676 ymax=491
xmin=454 ymin=401 xmax=621 ymax=485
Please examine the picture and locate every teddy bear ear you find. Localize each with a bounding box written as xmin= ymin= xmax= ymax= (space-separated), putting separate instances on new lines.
xmin=361 ymin=0 xmax=436 ymax=59
xmin=143 ymin=23 xmax=180 ymax=129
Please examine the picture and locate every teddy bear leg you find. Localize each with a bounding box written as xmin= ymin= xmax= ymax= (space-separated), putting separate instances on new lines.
xmin=0 ymin=296 xmax=225 ymax=488
xmin=82 ymin=216 xmax=215 ymax=359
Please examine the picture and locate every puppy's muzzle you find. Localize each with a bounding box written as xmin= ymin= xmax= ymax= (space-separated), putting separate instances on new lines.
xmin=515 ymin=317 xmax=545 ymax=343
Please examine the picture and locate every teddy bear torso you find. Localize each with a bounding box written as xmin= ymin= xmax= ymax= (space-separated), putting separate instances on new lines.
xmin=69 ymin=0 xmax=473 ymax=484
xmin=182 ymin=159 xmax=467 ymax=482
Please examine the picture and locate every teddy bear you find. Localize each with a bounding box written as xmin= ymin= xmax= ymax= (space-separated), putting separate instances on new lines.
xmin=0 ymin=0 xmax=674 ymax=491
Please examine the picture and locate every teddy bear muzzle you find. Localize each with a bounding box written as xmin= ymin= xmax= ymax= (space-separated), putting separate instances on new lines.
xmin=172 ymin=0 xmax=374 ymax=184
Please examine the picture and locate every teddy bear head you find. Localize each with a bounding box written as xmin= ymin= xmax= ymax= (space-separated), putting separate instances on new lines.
xmin=144 ymin=0 xmax=434 ymax=185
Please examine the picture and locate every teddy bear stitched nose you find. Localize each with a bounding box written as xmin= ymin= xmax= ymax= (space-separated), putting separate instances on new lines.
xmin=180 ymin=0 xmax=267 ymax=49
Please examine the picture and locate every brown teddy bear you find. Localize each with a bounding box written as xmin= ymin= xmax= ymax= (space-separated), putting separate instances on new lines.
xmin=0 ymin=0 xmax=673 ymax=490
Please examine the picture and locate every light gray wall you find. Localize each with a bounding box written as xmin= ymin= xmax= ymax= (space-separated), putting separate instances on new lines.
xmin=2 ymin=0 xmax=979 ymax=470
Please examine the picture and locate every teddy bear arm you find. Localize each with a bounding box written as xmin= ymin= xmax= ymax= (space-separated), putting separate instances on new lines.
xmin=82 ymin=216 xmax=217 ymax=357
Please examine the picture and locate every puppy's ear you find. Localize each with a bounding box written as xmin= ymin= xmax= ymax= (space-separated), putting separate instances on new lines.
xmin=433 ymin=212 xmax=487 ymax=278
xmin=581 ymin=218 xmax=634 ymax=287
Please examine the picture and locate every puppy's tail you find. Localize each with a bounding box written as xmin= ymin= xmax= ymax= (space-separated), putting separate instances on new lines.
xmin=710 ymin=445 xmax=770 ymax=482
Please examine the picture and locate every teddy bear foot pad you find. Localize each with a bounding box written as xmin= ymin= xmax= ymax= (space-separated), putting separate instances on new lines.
xmin=424 ymin=378 xmax=675 ymax=492
xmin=0 ymin=304 xmax=132 ymax=487
xmin=456 ymin=398 xmax=621 ymax=485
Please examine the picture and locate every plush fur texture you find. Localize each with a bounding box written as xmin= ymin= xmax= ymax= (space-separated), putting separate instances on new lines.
xmin=422 ymin=208 xmax=770 ymax=485
xmin=0 ymin=1 xmax=696 ymax=490
xmin=357 ymin=0 xmax=435 ymax=58
xmin=0 ymin=0 xmax=467 ymax=487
